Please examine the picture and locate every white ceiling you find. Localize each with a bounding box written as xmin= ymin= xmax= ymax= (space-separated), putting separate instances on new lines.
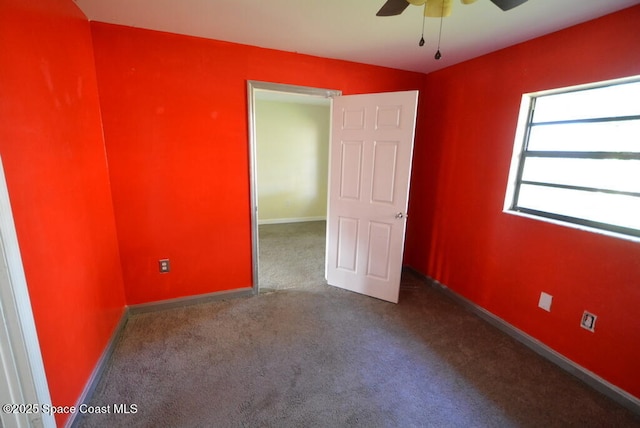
xmin=73 ymin=0 xmax=639 ymax=74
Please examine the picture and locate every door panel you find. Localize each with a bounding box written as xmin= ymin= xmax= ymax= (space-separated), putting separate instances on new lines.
xmin=337 ymin=217 xmax=359 ymax=271
xmin=326 ymin=91 xmax=418 ymax=303
xmin=366 ymin=221 xmax=392 ymax=280
xmin=339 ymin=142 xmax=364 ymax=199
xmin=371 ymin=141 xmax=399 ymax=203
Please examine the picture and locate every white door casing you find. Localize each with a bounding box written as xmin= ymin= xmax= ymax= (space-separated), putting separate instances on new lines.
xmin=326 ymin=91 xmax=418 ymax=303
xmin=246 ymin=80 xmax=341 ymax=292
xmin=0 ymin=157 xmax=54 ymax=428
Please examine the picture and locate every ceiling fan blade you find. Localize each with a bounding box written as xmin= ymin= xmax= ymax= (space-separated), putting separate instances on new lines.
xmin=376 ymin=0 xmax=411 ymax=16
xmin=425 ymin=0 xmax=452 ymax=17
xmin=489 ymin=0 xmax=528 ymax=11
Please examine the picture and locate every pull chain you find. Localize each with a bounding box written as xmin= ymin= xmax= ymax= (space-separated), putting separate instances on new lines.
xmin=435 ymin=11 xmax=444 ymax=59
xmin=419 ymin=6 xmax=426 ymax=46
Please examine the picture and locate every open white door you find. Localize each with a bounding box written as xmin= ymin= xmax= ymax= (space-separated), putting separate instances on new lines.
xmin=326 ymin=90 xmax=418 ymax=303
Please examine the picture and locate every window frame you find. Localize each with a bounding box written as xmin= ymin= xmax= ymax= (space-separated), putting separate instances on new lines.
xmin=504 ymin=75 xmax=640 ymax=242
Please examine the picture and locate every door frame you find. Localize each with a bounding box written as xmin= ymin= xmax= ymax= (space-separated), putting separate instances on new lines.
xmin=0 ymin=156 xmax=55 ymax=428
xmin=246 ymin=81 xmax=341 ymax=293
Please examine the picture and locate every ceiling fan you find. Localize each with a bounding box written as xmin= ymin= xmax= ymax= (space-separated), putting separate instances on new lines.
xmin=376 ymin=0 xmax=529 ymax=17
xmin=377 ymin=0 xmax=528 ymax=60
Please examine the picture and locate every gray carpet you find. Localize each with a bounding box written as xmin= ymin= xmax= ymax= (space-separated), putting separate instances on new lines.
xmin=75 ymin=222 xmax=640 ymax=427
xmin=258 ymin=221 xmax=326 ymax=291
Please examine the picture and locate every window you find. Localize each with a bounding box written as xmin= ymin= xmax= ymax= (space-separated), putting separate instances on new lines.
xmin=505 ymin=76 xmax=640 ymax=240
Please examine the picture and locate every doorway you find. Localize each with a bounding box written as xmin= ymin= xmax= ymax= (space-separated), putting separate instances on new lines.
xmin=247 ymin=81 xmax=341 ymax=293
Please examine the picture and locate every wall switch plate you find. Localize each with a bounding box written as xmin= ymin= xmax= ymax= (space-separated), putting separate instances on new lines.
xmin=159 ymin=259 xmax=170 ymax=273
xmin=538 ymin=292 xmax=553 ymax=312
xmin=581 ymin=311 xmax=597 ymax=332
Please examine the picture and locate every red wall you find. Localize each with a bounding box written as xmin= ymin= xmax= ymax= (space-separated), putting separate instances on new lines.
xmin=0 ymin=0 xmax=126 ymax=424
xmin=405 ymin=6 xmax=640 ymax=399
xmin=90 ymin=23 xmax=425 ymax=305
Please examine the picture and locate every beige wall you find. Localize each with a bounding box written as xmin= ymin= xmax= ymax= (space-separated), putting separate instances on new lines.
xmin=256 ymin=99 xmax=330 ymax=223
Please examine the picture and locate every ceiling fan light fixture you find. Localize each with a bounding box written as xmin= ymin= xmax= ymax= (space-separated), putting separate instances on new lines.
xmin=425 ymin=0 xmax=452 ymax=18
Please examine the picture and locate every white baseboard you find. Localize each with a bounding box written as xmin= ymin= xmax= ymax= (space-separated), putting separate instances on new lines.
xmin=406 ymin=268 xmax=640 ymax=416
xmin=258 ymin=216 xmax=326 ymax=225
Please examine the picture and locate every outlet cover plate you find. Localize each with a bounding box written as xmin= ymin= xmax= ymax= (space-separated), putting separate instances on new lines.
xmin=159 ymin=259 xmax=170 ymax=273
xmin=538 ymin=292 xmax=553 ymax=312
xmin=581 ymin=311 xmax=597 ymax=332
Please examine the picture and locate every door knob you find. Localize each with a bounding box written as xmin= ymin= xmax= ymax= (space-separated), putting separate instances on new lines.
xmin=395 ymin=212 xmax=405 ymax=219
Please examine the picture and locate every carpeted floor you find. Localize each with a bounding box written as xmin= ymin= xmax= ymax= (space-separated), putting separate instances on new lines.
xmin=258 ymin=221 xmax=326 ymax=291
xmin=75 ymin=222 xmax=640 ymax=427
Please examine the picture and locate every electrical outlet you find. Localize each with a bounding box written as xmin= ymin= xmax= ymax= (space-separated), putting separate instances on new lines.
xmin=580 ymin=311 xmax=597 ymax=332
xmin=159 ymin=259 xmax=170 ymax=273
xmin=538 ymin=292 xmax=553 ymax=312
